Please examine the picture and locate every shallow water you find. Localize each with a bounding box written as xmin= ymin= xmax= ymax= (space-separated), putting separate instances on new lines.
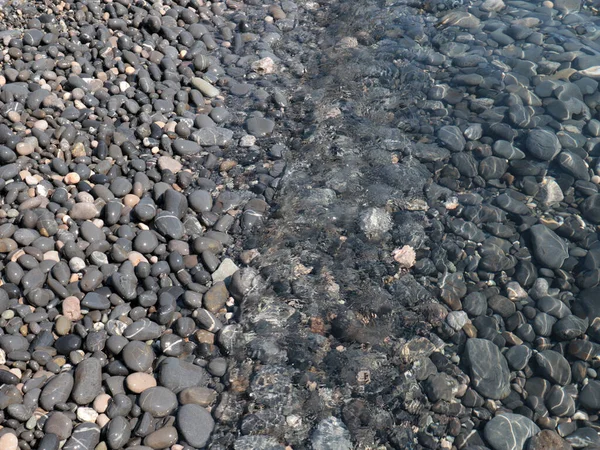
xmin=234 ymin=0 xmax=600 ymax=448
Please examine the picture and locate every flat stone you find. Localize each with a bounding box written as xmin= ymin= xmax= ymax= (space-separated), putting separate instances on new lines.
xmin=505 ymin=345 xmax=532 ymax=371
xmin=565 ymin=427 xmax=600 ymax=448
xmin=173 ymin=139 xmax=201 ymax=156
xmin=178 ymin=386 xmax=218 ymax=407
xmin=72 ymin=357 xmax=102 ymax=404
xmin=437 ymin=125 xmax=466 ymax=152
xmin=0 ymin=434 xmax=18 ymax=450
xmin=122 ymin=341 xmax=154 ymax=372
xmin=580 ymin=379 xmax=600 ymax=410
xmin=546 ymin=385 xmax=576 ymax=417
xmin=211 ymin=258 xmax=239 ymax=283
xmin=529 ymin=224 xmax=569 ymax=269
xmin=535 ymin=350 xmax=571 ymax=385
xmin=40 ymin=372 xmax=74 ymax=410
xmin=193 ymin=127 xmax=234 ymax=146
xmin=106 ymin=416 xmax=131 ymax=450
xmin=158 ymin=357 xmax=210 ymax=393
xmin=139 ymin=386 xmax=178 ymax=417
xmin=154 ymin=212 xmax=185 ymax=240
xmin=70 ymin=203 xmax=100 ymax=220
xmin=144 ymin=426 xmax=178 ymax=449
xmin=191 ymin=77 xmax=219 ymax=97
xmin=582 ymin=193 xmax=600 ymax=223
xmin=123 ymin=318 xmax=163 ymax=340
xmin=63 ymin=423 xmax=100 ymax=450
xmin=158 ymin=156 xmax=182 ymax=173
xmin=465 ymin=338 xmax=511 ymax=399
xmin=81 ymin=292 xmax=110 ymax=310
xmin=176 ymin=404 xmax=215 ymax=448
xmin=526 ymin=129 xmax=561 ymax=161
xmin=44 ymin=411 xmax=73 ymax=440
xmin=126 ymin=372 xmax=157 ymax=393
xmin=204 ymin=281 xmax=229 ymax=313
xmin=484 ymin=413 xmax=539 ymax=450
xmin=246 ymin=118 xmax=275 ymax=137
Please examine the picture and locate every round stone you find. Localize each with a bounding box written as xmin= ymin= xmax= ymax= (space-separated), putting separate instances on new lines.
xmin=526 ymin=129 xmax=561 ymax=161
xmin=176 ymin=404 xmax=215 ymax=448
xmin=139 ymin=386 xmax=178 ymax=417
xmin=122 ymin=341 xmax=154 ymax=372
xmin=126 ymin=373 xmax=157 ymax=393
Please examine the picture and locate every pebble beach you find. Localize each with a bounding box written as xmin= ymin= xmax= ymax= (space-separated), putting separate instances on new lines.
xmin=0 ymin=0 xmax=599 ymax=449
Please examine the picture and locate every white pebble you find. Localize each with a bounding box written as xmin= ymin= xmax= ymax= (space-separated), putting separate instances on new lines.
xmin=69 ymin=257 xmax=86 ymax=272
xmin=77 ymin=407 xmax=99 ymax=422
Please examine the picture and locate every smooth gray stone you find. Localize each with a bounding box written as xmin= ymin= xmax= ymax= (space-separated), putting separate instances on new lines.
xmin=465 ymin=338 xmax=511 ymax=399
xmin=553 ymin=315 xmax=588 ymax=340
xmin=134 ymin=197 xmax=157 ymax=222
xmin=558 ymin=150 xmax=590 ymax=181
xmin=0 ymin=334 xmax=28 ymax=353
xmin=437 ymin=125 xmax=465 ymax=152
xmin=81 ymin=292 xmax=111 ymax=310
xmin=72 ymin=358 xmax=102 ymax=404
xmin=565 ymin=427 xmax=600 ymax=448
xmin=123 ymin=318 xmax=163 ymax=340
xmin=122 ymin=341 xmax=154 ymax=372
xmin=158 ymin=357 xmax=210 ymax=393
xmin=80 ymin=269 xmax=103 ymax=292
xmin=537 ymin=296 xmax=571 ymax=319
xmin=529 ymin=224 xmax=569 ymax=269
xmin=162 ymin=189 xmax=188 ymax=219
xmin=40 ymin=373 xmax=74 ymax=410
xmin=546 ymin=385 xmax=576 ymax=417
xmin=27 ymin=89 xmax=50 ymax=110
xmin=189 ymin=190 xmax=213 ymax=212
xmin=246 ymin=118 xmax=274 ymax=138
xmin=504 ymin=345 xmax=532 ymax=371
xmin=535 ymin=350 xmax=571 ymax=385
xmin=110 ymin=271 xmax=137 ymax=300
xmin=133 ymin=230 xmax=158 ymax=254
xmin=526 ymin=129 xmax=561 ymax=161
xmin=580 ymin=380 xmax=600 ymax=410
xmin=37 ymin=433 xmax=60 ymax=450
xmin=44 ymin=411 xmax=73 ymax=440
xmin=172 ymin=139 xmax=201 ymax=155
xmin=106 ymin=416 xmax=131 ymax=449
xmin=154 ymin=211 xmax=185 ymax=240
xmin=79 ymin=222 xmax=105 ymax=244
xmin=139 ymin=386 xmax=178 ymax=417
xmin=484 ymin=413 xmax=539 ymax=450
xmin=63 ymin=423 xmax=100 ymax=450
xmin=176 ymin=403 xmax=215 ymax=448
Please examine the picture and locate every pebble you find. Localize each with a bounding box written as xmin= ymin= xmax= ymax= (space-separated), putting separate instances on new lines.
xmin=0 ymin=433 xmax=18 ymax=450
xmin=158 ymin=357 xmax=210 ymax=393
xmin=139 ymin=386 xmax=178 ymax=417
xmin=126 ymin=373 xmax=157 ymax=393
xmin=535 ymin=350 xmax=571 ymax=385
xmin=191 ymin=77 xmax=220 ymax=98
xmin=72 ymin=358 xmax=102 ymax=404
xmin=526 ymin=129 xmax=561 ymax=161
xmin=529 ymin=224 xmax=569 ymax=269
xmin=484 ymin=414 xmax=540 ymax=450
xmin=465 ymin=338 xmax=510 ymax=399
xmin=176 ymin=404 xmax=215 ymax=448
xmin=528 ymin=430 xmax=571 ymax=450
